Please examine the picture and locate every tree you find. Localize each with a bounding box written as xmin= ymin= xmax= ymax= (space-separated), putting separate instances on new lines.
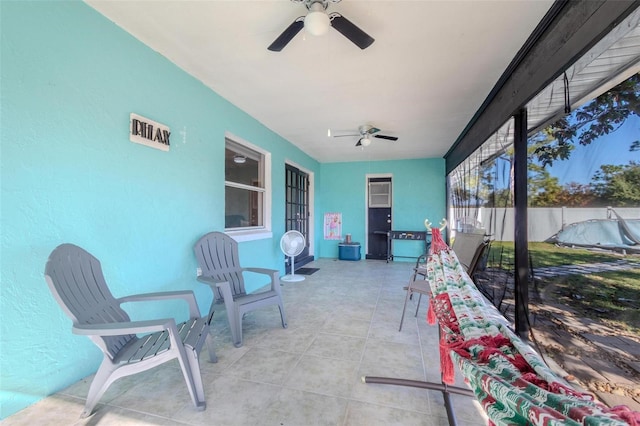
xmin=533 ymin=73 xmax=640 ymax=167
xmin=528 ymin=163 xmax=563 ymax=206
xmin=592 ymin=161 xmax=640 ymax=206
xmin=554 ymin=182 xmax=598 ymax=207
xmin=478 ymin=155 xmax=515 ymax=208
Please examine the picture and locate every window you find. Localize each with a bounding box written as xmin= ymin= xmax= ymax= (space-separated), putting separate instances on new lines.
xmin=224 ymin=135 xmax=271 ymax=237
xmin=369 ymin=181 xmax=392 ymax=207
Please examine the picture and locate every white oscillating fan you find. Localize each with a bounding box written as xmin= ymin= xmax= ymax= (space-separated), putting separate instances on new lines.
xmin=280 ymin=230 xmax=306 ymax=282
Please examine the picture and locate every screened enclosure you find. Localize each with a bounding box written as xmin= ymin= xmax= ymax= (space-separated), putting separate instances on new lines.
xmin=446 ymin=9 xmax=640 ymax=406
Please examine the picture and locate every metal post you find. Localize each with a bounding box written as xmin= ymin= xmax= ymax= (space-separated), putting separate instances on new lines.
xmin=513 ymin=109 xmax=529 ymax=338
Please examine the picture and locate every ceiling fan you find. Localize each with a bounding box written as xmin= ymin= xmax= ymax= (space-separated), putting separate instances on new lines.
xmin=332 ymin=125 xmax=398 ymax=147
xmin=268 ymin=0 xmax=374 ymax=52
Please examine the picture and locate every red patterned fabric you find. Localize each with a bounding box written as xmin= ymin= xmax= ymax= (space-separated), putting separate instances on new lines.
xmin=423 ymin=226 xmax=640 ymax=425
xmin=430 ymin=227 xmax=449 ymax=253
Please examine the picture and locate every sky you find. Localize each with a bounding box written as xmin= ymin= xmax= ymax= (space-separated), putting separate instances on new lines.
xmin=546 ymin=114 xmax=640 ymax=185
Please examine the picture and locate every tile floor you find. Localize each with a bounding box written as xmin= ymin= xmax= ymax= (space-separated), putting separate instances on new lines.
xmin=4 ymin=258 xmax=488 ymax=426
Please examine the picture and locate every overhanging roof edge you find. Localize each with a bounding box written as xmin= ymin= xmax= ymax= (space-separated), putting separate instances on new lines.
xmin=444 ymin=0 xmax=640 ymax=175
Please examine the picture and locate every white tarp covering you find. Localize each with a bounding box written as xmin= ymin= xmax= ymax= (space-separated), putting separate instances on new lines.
xmin=550 ymin=218 xmax=640 ymax=252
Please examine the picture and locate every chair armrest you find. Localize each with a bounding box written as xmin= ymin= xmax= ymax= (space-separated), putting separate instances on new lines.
xmin=72 ymin=318 xmax=175 ymax=336
xmin=197 ymin=276 xmax=227 ymax=286
xmin=195 ymin=276 xmax=228 ymax=320
xmin=197 ymin=276 xmax=228 ymax=300
xmin=243 ymin=267 xmax=281 ymax=292
xmin=118 ymin=291 xmax=201 ymax=319
xmin=243 ymin=267 xmax=278 ymax=276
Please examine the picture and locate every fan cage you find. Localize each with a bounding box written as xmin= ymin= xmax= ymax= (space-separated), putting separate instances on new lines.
xmin=280 ymin=230 xmax=305 ymax=256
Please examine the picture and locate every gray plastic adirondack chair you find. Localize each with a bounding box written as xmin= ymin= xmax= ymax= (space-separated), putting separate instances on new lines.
xmin=44 ymin=243 xmax=217 ymax=418
xmin=194 ymin=232 xmax=287 ymax=347
xmin=399 ymin=232 xmax=489 ymax=331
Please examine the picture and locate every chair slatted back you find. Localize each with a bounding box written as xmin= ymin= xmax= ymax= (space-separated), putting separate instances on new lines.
xmin=451 ymin=232 xmax=486 ymax=272
xmin=194 ymin=232 xmax=246 ymax=300
xmin=467 ymin=240 xmax=490 ymax=279
xmin=44 ymin=243 xmax=135 ymax=359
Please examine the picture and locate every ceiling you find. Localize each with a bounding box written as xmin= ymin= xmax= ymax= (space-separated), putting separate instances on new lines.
xmin=85 ymin=0 xmax=554 ymax=163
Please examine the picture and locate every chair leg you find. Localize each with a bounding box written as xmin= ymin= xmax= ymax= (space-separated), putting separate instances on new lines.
xmin=278 ymin=299 xmax=288 ymax=329
xmin=202 ymin=307 xmax=218 ymax=363
xmin=399 ymin=287 xmax=413 ymax=332
xmin=216 ymin=281 xmax=243 ymax=347
xmin=171 ymin=334 xmax=206 ymax=411
xmin=205 ymin=332 xmax=218 ymax=363
xmin=229 ymin=304 xmax=243 ymax=348
xmin=414 ymin=293 xmax=423 ymax=317
xmin=81 ymin=358 xmax=118 ymax=418
xmin=184 ymin=346 xmax=206 ymax=409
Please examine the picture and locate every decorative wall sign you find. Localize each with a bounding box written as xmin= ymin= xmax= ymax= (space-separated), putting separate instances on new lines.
xmin=129 ymin=113 xmax=170 ymax=151
xmin=324 ymin=212 xmax=342 ymax=240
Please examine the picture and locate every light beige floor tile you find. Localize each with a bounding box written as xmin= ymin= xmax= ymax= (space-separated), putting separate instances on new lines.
xmin=283 ymin=354 xmax=360 ymax=398
xmin=369 ymin=317 xmax=421 ymax=345
xmin=321 ymin=315 xmax=371 ymax=338
xmin=343 ymin=287 xmax=381 ymax=300
xmin=198 ymin=342 xmax=250 ymax=377
xmin=330 ymin=302 xmax=376 ymax=322
xmin=57 ymin=366 xmax=163 ymax=403
xmin=250 ymin=325 xmax=317 ymax=353
xmin=7 ymin=259 xmax=489 ymax=426
xmin=353 ymin=368 xmax=436 ymax=414
xmin=172 ymin=375 xmax=279 ymax=425
xmin=361 ymin=339 xmax=425 ymax=380
xmin=428 ymin=390 xmax=486 ymax=425
xmin=421 ymin=351 xmax=472 ymax=389
xmin=223 ymin=346 xmax=300 ymax=385
xmin=262 ymin=388 xmax=348 ymax=426
xmin=75 ymin=406 xmax=183 ymax=426
xmin=372 ymin=299 xmax=408 ymax=319
xmin=107 ymin=366 xmax=198 ymax=418
xmin=306 ymin=332 xmax=366 ymax=361
xmin=2 ymin=394 xmax=87 ymax=426
xmin=344 ymin=400 xmax=440 ymax=426
xmin=283 ymin=305 xmax=331 ymax=329
xmin=231 ymin=314 xmax=288 ymax=346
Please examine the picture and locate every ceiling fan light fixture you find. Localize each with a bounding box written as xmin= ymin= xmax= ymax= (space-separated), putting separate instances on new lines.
xmin=304 ymin=2 xmax=330 ymax=36
xmin=360 ymin=137 xmax=371 ymax=147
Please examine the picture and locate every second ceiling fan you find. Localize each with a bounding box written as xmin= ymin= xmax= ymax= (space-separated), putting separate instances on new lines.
xmin=333 ymin=125 xmax=398 ymax=147
xmin=268 ymin=0 xmax=374 ymax=52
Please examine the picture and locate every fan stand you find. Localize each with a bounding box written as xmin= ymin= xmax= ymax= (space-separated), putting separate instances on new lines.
xmin=280 ymin=230 xmax=306 ymax=282
xmin=282 ymin=255 xmax=305 ymax=282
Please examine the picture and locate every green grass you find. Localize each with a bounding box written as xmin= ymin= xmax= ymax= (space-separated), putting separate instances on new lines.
xmin=542 ymin=269 xmax=640 ymax=335
xmin=486 ymin=241 xmax=640 ymax=334
xmin=487 ymin=241 xmax=628 ymax=269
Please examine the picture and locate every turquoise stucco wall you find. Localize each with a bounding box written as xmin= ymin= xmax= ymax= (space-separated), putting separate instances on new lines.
xmin=318 ymin=159 xmax=446 ymax=259
xmin=0 ymin=1 xmax=320 ymax=418
xmin=0 ymin=1 xmax=447 ymax=419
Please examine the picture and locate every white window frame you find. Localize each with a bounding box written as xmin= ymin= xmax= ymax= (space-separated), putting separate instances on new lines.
xmin=224 ymin=131 xmax=272 ymax=242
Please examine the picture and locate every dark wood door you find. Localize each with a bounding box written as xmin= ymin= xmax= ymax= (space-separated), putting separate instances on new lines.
xmin=366 ymin=177 xmax=392 ymax=260
xmin=285 ymin=164 xmax=313 ymax=268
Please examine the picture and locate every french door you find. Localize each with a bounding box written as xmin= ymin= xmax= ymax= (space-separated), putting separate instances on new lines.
xmin=285 ymin=164 xmax=313 ymax=268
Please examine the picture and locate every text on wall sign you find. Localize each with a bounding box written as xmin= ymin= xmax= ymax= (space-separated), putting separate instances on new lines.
xmin=130 ymin=113 xmax=170 ymax=152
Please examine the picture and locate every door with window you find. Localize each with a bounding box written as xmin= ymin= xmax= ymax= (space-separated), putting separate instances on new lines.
xmin=366 ymin=177 xmax=392 ymax=260
xmin=285 ymin=164 xmax=313 ymax=268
